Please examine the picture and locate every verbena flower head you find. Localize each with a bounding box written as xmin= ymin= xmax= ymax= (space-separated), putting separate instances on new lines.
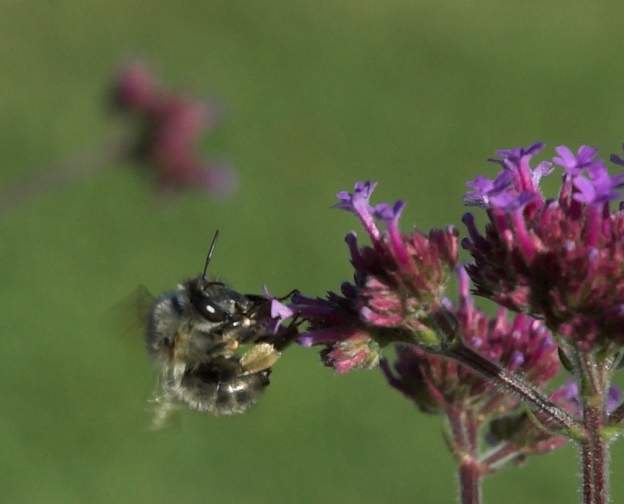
xmin=290 ymin=288 xmax=382 ymax=374
xmin=463 ymin=143 xmax=624 ymax=350
xmin=112 ymin=62 xmax=158 ymax=112
xmin=283 ymin=181 xmax=459 ymax=373
xmin=381 ymin=268 xmax=559 ymax=414
xmin=335 ymin=181 xmax=459 ymax=339
xmin=111 ymin=63 xmax=236 ymax=196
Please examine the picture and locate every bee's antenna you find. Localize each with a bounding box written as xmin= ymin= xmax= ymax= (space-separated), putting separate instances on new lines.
xmin=202 ymin=229 xmax=220 ymax=281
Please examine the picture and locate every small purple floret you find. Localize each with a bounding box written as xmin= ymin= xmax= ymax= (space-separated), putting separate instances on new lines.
xmin=553 ymin=145 xmax=603 ymax=177
xmin=493 ymin=142 xmax=544 ymax=163
xmin=373 ymin=200 xmax=406 ymax=223
xmin=466 ymin=143 xmax=550 ymax=210
xmin=489 ymin=190 xmax=534 ymax=212
xmin=464 ymin=171 xmax=513 ymax=208
xmin=270 ymin=299 xmax=294 ymax=324
xmin=532 ymin=161 xmax=554 ymax=186
xmin=334 ymin=181 xmax=382 ymax=241
xmin=573 ymin=171 xmax=622 ymax=205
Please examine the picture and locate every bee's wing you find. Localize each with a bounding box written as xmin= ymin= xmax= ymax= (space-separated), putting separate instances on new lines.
xmin=106 ymin=286 xmax=185 ymax=430
xmin=106 ymin=285 xmax=156 ymax=344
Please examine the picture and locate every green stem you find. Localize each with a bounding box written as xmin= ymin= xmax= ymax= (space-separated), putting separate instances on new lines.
xmin=576 ymin=351 xmax=610 ymax=504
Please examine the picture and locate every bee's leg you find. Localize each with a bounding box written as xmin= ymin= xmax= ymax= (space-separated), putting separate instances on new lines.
xmin=269 ymin=320 xmax=301 ymax=351
xmin=148 ymin=375 xmax=179 ymax=430
xmin=149 ymin=396 xmax=178 ymax=430
xmin=223 ymin=338 xmax=239 ymax=356
xmin=276 ymin=289 xmax=299 ymax=301
xmin=240 ymin=342 xmax=281 ymax=374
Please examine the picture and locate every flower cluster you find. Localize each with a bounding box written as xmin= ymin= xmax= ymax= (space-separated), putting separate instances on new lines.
xmin=289 ymin=288 xmax=382 ymax=374
xmin=278 ymin=181 xmax=459 ymax=373
xmin=381 ymin=267 xmax=562 ymax=462
xmin=463 ymin=143 xmax=624 ymax=350
xmin=268 ymin=172 xmax=624 ymax=502
xmin=338 ymin=182 xmax=459 ymax=337
xmin=111 ymin=62 xmax=236 ymax=195
xmin=381 ymin=268 xmax=559 ymax=414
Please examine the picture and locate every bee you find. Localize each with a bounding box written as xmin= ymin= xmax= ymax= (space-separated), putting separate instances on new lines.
xmin=143 ymin=230 xmax=287 ymax=427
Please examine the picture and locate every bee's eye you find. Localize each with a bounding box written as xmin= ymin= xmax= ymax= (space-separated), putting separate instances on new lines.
xmin=198 ymin=300 xmax=228 ymax=323
xmin=188 ymin=280 xmax=231 ymax=323
xmin=189 ymin=291 xmax=228 ymax=322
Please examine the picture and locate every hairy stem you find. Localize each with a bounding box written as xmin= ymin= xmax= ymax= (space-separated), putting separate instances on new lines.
xmin=480 ymin=443 xmax=523 ymax=472
xmin=445 ymin=344 xmax=581 ymax=435
xmin=580 ymin=441 xmax=596 ymax=504
xmin=580 ymin=405 xmax=608 ymax=504
xmin=458 ymin=460 xmax=482 ymax=504
xmin=577 ymin=351 xmax=610 ymax=504
xmin=447 ymin=408 xmax=483 ymax=504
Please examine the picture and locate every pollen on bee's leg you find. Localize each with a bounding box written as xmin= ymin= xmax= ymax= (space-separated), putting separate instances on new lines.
xmin=224 ymin=339 xmax=239 ymax=353
xmin=240 ymin=343 xmax=281 ymax=374
xmin=171 ymin=361 xmax=187 ymax=382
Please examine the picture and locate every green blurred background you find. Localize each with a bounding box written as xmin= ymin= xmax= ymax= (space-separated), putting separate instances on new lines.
xmin=2 ymin=1 xmax=624 ymax=502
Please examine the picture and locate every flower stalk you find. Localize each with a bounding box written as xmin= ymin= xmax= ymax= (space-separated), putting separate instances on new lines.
xmin=458 ymin=460 xmax=482 ymax=504
xmin=576 ymin=351 xmax=611 ymax=504
xmin=444 ymin=343 xmax=581 ymax=435
xmin=444 ymin=407 xmax=484 ymax=504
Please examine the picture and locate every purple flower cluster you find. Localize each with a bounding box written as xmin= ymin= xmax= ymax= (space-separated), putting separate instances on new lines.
xmin=280 ymin=181 xmax=459 ymax=373
xmin=337 ymin=182 xmax=459 ymax=334
xmin=289 ymin=289 xmax=382 ymax=374
xmin=267 ymin=169 xmax=624 ymax=501
xmin=463 ymin=143 xmax=624 ymax=350
xmin=381 ymin=268 xmax=559 ymax=414
xmin=112 ymin=63 xmax=236 ymax=195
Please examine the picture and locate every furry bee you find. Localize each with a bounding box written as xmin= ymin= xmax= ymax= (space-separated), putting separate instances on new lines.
xmin=143 ymin=231 xmax=285 ymax=427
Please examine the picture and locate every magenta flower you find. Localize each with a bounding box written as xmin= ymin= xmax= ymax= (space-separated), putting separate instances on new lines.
xmin=465 ymin=142 xmax=552 ymax=211
xmin=290 ymin=290 xmax=381 ymax=373
xmin=463 ymin=143 xmax=624 ymax=350
xmin=112 ymin=62 xmax=158 ymax=112
xmin=111 ymin=63 xmax=236 ymax=196
xmin=381 ymin=267 xmax=563 ymax=473
xmin=335 ymin=181 xmax=459 ymax=335
xmin=381 ymin=268 xmax=559 ymax=414
xmin=553 ymin=145 xmax=604 ymax=177
xmin=279 ymin=181 xmax=458 ymax=372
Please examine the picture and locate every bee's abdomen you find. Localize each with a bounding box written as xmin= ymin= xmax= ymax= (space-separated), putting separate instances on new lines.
xmin=177 ymin=357 xmax=270 ymax=415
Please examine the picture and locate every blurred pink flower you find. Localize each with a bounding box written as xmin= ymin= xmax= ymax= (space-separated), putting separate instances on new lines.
xmin=112 ymin=62 xmax=236 ymax=196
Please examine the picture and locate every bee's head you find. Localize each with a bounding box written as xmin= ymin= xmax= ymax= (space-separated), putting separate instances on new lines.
xmin=186 ymin=229 xmax=269 ymax=329
xmin=187 ymin=277 xmax=250 ymax=323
